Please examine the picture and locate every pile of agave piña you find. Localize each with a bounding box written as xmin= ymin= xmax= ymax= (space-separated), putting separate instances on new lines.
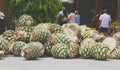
xmin=0 ymin=14 xmax=120 ymax=60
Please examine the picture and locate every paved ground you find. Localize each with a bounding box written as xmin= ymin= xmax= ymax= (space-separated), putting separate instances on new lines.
xmin=0 ymin=55 xmax=120 ymax=70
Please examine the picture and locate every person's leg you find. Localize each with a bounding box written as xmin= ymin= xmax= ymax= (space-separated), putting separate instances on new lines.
xmin=99 ymin=27 xmax=103 ymax=33
xmin=103 ymin=28 xmax=109 ymax=36
xmin=100 ymin=27 xmax=108 ymax=36
xmin=96 ymin=23 xmax=99 ymax=30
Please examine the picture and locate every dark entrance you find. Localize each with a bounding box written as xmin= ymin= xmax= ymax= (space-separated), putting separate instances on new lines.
xmin=79 ymin=0 xmax=96 ymax=26
xmin=75 ymin=0 xmax=118 ymax=26
xmin=95 ymin=0 xmax=117 ymax=21
xmin=102 ymin=0 xmax=117 ymax=21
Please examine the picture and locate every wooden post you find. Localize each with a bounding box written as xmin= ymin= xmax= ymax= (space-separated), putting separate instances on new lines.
xmin=0 ymin=0 xmax=6 ymax=12
xmin=116 ymin=0 xmax=120 ymax=20
xmin=76 ymin=0 xmax=80 ymax=11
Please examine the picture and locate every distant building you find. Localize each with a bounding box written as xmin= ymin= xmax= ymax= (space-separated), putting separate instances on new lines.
xmin=75 ymin=0 xmax=120 ymax=20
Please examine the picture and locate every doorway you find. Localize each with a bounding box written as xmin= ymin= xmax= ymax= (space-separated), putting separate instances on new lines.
xmin=79 ymin=0 xmax=96 ymax=26
xmin=103 ymin=0 xmax=118 ymax=21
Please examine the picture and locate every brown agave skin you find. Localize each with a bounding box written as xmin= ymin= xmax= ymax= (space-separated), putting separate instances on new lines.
xmin=68 ymin=42 xmax=79 ymax=58
xmin=0 ymin=51 xmax=4 ymax=58
xmin=109 ymin=47 xmax=120 ymax=59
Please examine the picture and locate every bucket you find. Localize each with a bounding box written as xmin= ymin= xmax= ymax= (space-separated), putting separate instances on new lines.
xmin=91 ymin=28 xmax=96 ymax=30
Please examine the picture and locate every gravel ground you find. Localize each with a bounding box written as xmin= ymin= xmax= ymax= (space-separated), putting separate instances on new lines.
xmin=0 ymin=55 xmax=120 ymax=70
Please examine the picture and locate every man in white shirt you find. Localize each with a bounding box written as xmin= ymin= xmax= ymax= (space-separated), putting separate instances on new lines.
xmin=99 ymin=9 xmax=112 ymax=36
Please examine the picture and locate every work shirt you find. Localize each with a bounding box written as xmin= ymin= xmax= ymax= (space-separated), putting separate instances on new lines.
xmin=0 ymin=12 xmax=5 ymax=20
xmin=59 ymin=10 xmax=64 ymax=16
xmin=99 ymin=13 xmax=111 ymax=28
xmin=68 ymin=13 xmax=75 ymax=23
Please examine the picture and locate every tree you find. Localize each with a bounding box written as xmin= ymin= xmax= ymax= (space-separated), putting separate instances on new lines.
xmin=6 ymin=0 xmax=63 ymax=24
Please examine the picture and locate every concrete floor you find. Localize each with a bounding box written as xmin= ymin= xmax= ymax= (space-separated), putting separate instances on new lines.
xmin=0 ymin=55 xmax=120 ymax=70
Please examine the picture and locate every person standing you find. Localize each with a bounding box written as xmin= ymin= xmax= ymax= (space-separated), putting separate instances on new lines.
xmin=95 ymin=11 xmax=102 ymax=30
xmin=0 ymin=11 xmax=5 ymax=34
xmin=90 ymin=9 xmax=96 ymax=28
xmin=57 ymin=7 xmax=68 ymax=25
xmin=75 ymin=10 xmax=80 ymax=25
xmin=68 ymin=10 xmax=76 ymax=23
xmin=99 ymin=9 xmax=112 ymax=36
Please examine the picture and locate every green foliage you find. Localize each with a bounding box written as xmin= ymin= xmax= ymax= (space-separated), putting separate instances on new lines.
xmin=112 ymin=20 xmax=120 ymax=27
xmin=6 ymin=0 xmax=63 ymax=23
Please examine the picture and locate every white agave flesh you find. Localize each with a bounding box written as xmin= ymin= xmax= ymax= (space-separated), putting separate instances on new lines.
xmin=81 ymin=38 xmax=96 ymax=47
xmin=93 ymin=32 xmax=105 ymax=41
xmin=63 ymin=28 xmax=76 ymax=36
xmin=66 ymin=34 xmax=78 ymax=43
xmin=103 ymin=37 xmax=116 ymax=51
